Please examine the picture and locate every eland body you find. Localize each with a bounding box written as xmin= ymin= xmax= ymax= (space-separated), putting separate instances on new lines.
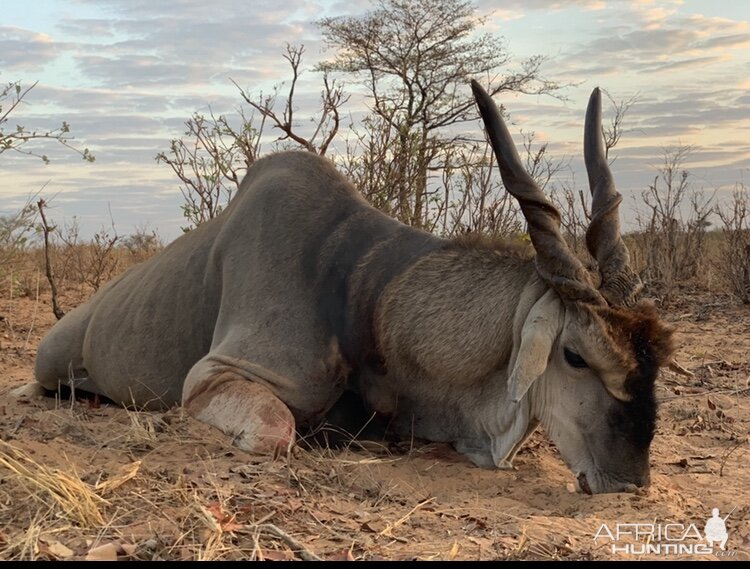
xmin=32 ymin=82 xmax=674 ymax=493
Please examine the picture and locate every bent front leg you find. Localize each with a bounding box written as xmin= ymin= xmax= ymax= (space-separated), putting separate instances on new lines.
xmin=183 ymin=357 xmax=296 ymax=456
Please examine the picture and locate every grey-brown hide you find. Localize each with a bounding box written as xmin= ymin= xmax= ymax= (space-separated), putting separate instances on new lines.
xmin=34 ymin=151 xmax=448 ymax=452
xmin=31 ymin=82 xmax=674 ymax=494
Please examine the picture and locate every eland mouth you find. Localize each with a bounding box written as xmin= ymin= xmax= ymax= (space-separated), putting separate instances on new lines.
xmin=574 ymin=470 xmax=648 ymax=495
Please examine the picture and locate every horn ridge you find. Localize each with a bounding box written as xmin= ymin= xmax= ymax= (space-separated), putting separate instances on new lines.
xmin=470 ymin=79 xmax=604 ymax=306
xmin=583 ymin=87 xmax=643 ymax=306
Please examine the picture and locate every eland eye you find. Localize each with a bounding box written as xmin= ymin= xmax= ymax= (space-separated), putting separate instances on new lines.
xmin=564 ymin=347 xmax=588 ymax=369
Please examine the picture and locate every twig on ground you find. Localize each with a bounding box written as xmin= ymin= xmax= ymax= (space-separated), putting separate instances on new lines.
xmin=259 ymin=523 xmax=321 ymax=561
xmin=719 ymin=438 xmax=747 ymax=477
xmin=380 ymin=497 xmax=435 ymax=538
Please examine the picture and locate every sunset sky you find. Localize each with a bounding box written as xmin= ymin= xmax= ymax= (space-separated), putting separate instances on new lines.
xmin=2 ymin=0 xmax=749 ymax=240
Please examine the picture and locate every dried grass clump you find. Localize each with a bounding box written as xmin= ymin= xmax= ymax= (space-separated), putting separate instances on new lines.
xmin=0 ymin=441 xmax=105 ymax=527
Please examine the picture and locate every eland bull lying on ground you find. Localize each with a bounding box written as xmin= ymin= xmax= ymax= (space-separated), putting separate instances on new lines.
xmin=30 ymin=81 xmax=674 ymax=494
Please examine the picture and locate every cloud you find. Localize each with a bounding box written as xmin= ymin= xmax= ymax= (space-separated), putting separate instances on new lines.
xmin=557 ymin=8 xmax=749 ymax=78
xmin=476 ymin=0 xmax=608 ymax=11
xmin=73 ymin=0 xmax=310 ymax=20
xmin=641 ymin=55 xmax=729 ymax=73
xmin=73 ymin=54 xmax=250 ymax=89
xmin=0 ymin=27 xmax=59 ymax=70
xmin=56 ymin=18 xmax=115 ymax=38
xmin=2 ymin=0 xmax=749 ymax=241
xmin=696 ymin=32 xmax=750 ymax=50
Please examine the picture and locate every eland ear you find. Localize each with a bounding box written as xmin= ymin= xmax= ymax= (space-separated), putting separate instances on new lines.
xmin=508 ymin=290 xmax=564 ymax=402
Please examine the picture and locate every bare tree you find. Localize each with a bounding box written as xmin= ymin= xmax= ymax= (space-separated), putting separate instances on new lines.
xmin=0 ymin=81 xmax=94 ymax=164
xmin=235 ymin=44 xmax=348 ymax=156
xmin=634 ymin=146 xmax=714 ymax=299
xmin=717 ymin=183 xmax=750 ymax=304
xmin=37 ymin=199 xmax=64 ymax=320
xmin=159 ymin=45 xmax=348 ymax=231
xmin=1 ymin=80 xmax=94 ymax=289
xmin=0 ymin=197 xmax=37 ymax=273
xmin=335 ymin=114 xmax=401 ymax=215
xmin=600 ymin=90 xmax=639 ymax=160
xmin=156 ymin=108 xmax=263 ymax=231
xmin=318 ymin=0 xmax=562 ymax=227
xmin=441 ymin=141 xmax=523 ymax=237
xmin=58 ymin=217 xmax=120 ymax=292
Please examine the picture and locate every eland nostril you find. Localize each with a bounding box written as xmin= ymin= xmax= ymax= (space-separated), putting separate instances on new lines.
xmin=635 ymin=464 xmax=651 ymax=488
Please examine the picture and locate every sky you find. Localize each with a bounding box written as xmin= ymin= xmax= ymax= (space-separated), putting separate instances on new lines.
xmin=1 ymin=0 xmax=749 ymax=241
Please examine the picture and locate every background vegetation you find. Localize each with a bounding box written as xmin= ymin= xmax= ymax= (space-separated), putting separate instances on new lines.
xmin=1 ymin=0 xmax=748 ymax=313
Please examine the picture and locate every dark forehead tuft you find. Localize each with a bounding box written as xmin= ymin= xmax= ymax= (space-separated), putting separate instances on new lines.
xmin=599 ymin=302 xmax=674 ymax=449
xmin=599 ymin=301 xmax=675 ymax=366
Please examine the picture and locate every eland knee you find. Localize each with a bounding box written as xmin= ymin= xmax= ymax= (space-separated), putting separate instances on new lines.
xmin=183 ymin=366 xmax=295 ymax=456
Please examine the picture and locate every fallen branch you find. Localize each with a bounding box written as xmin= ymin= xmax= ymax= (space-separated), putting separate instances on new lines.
xmin=719 ymin=438 xmax=747 ymax=477
xmin=668 ymin=359 xmax=694 ymax=378
xmin=380 ymin=497 xmax=435 ymax=538
xmin=260 ymin=523 xmax=321 ymax=562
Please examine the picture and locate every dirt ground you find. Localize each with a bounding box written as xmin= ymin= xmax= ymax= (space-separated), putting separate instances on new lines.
xmin=0 ymin=288 xmax=748 ymax=561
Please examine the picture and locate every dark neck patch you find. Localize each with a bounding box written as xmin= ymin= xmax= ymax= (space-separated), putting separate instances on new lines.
xmin=602 ymin=302 xmax=675 ymax=449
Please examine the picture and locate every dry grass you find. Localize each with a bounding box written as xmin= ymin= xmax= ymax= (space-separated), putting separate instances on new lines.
xmin=0 ymin=440 xmax=106 ymax=527
xmin=0 ymin=382 xmax=746 ymax=560
xmin=0 ymin=391 xmax=423 ymax=561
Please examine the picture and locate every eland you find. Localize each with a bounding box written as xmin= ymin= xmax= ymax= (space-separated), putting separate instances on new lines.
xmin=29 ymin=80 xmax=675 ymax=494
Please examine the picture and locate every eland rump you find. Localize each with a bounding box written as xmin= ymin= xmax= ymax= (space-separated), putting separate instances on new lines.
xmin=32 ymin=81 xmax=674 ymax=494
